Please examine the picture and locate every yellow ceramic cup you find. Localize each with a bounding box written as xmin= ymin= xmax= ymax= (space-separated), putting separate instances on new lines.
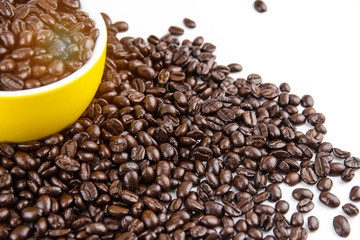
xmin=0 ymin=6 xmax=107 ymax=143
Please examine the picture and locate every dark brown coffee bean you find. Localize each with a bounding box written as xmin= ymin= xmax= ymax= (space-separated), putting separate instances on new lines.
xmin=297 ymin=198 xmax=314 ymax=213
xmin=21 ymin=206 xmax=43 ymax=222
xmin=342 ymin=203 xmax=359 ymax=217
xmin=290 ymin=212 xmax=304 ymax=227
xmin=307 ymin=216 xmax=319 ymax=232
xmin=345 ymin=156 xmax=360 ymax=169
xmin=300 ymin=167 xmax=317 ymax=185
xmin=319 ymin=191 xmax=340 ymax=208
xmin=314 ymin=153 xmax=330 ymax=177
xmin=350 ymin=186 xmax=360 ymax=201
xmin=273 ymin=226 xmax=289 ymax=240
xmin=284 ymin=172 xmax=300 ymax=186
xmin=333 ymin=215 xmax=351 ymax=237
xmin=169 ymin=26 xmax=184 ymax=36
xmin=289 ymin=227 xmax=308 ymax=240
xmin=254 ymin=0 xmax=267 ymax=13
xmin=9 ymin=225 xmax=31 ymax=240
xmin=275 ymin=200 xmax=289 ymax=214
xmin=341 ymin=168 xmax=355 ymax=182
xmin=183 ymin=18 xmax=196 ymax=28
xmin=333 ymin=148 xmax=351 ymax=159
xmin=55 ymin=154 xmax=80 ymax=172
xmin=317 ymin=177 xmax=333 ymax=191
xmin=292 ymin=188 xmax=314 ymax=201
xmin=80 ymin=181 xmax=98 ymax=202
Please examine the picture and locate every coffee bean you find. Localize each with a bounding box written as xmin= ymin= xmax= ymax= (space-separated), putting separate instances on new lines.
xmin=289 ymin=227 xmax=308 ymax=240
xmin=55 ymin=154 xmax=80 ymax=172
xmin=342 ymin=203 xmax=359 ymax=217
xmin=275 ymin=200 xmax=289 ymax=214
xmin=284 ymin=172 xmax=300 ymax=186
xmin=345 ymin=157 xmax=360 ymax=169
xmin=317 ymin=177 xmax=333 ymax=191
xmin=350 ymin=186 xmax=360 ymax=201
xmin=9 ymin=225 xmax=31 ymax=240
xmin=341 ymin=168 xmax=355 ymax=182
xmin=333 ymin=148 xmax=351 ymax=159
xmin=290 ymin=212 xmax=304 ymax=227
xmin=292 ymin=188 xmax=314 ymax=201
xmin=80 ymin=181 xmax=98 ymax=202
xmin=183 ymin=18 xmax=196 ymax=28
xmin=169 ymin=26 xmax=184 ymax=36
xmin=307 ymin=216 xmax=319 ymax=232
xmin=113 ymin=21 xmax=128 ymax=32
xmin=300 ymin=167 xmax=317 ymax=185
xmin=297 ymin=198 xmax=314 ymax=213
xmin=333 ymin=215 xmax=351 ymax=238
xmin=254 ymin=0 xmax=267 ymax=13
xmin=319 ymin=191 xmax=340 ymax=208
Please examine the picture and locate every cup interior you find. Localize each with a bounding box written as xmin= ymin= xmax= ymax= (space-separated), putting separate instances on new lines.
xmin=0 ymin=5 xmax=107 ymax=97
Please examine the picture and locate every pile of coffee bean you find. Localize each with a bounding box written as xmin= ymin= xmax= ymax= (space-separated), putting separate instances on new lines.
xmin=0 ymin=11 xmax=359 ymax=240
xmin=0 ymin=0 xmax=99 ymax=90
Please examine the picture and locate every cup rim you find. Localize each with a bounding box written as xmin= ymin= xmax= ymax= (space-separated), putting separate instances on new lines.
xmin=0 ymin=5 xmax=107 ymax=97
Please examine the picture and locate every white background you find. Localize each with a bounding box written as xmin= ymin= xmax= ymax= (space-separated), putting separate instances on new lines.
xmin=90 ymin=0 xmax=360 ymax=238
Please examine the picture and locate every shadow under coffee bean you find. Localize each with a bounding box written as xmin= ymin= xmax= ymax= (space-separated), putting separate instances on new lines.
xmin=0 ymin=5 xmax=360 ymax=240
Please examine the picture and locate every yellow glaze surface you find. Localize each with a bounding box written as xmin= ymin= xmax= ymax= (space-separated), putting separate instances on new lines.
xmin=0 ymin=45 xmax=106 ymax=142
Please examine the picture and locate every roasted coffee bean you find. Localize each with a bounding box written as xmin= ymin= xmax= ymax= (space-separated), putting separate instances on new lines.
xmin=350 ymin=186 xmax=360 ymax=201
xmin=284 ymin=172 xmax=300 ymax=186
xmin=292 ymin=188 xmax=314 ymax=201
xmin=342 ymin=203 xmax=359 ymax=217
xmin=254 ymin=0 xmax=267 ymax=13
xmin=290 ymin=212 xmax=304 ymax=227
xmin=275 ymin=200 xmax=289 ymax=214
xmin=169 ymin=26 xmax=184 ymax=36
xmin=307 ymin=216 xmax=319 ymax=232
xmin=80 ymin=181 xmax=98 ymax=202
xmin=317 ymin=177 xmax=333 ymax=191
xmin=341 ymin=168 xmax=355 ymax=182
xmin=273 ymin=226 xmax=289 ymax=240
xmin=183 ymin=18 xmax=196 ymax=28
xmin=113 ymin=21 xmax=128 ymax=32
xmin=55 ymin=154 xmax=80 ymax=172
xmin=319 ymin=191 xmax=340 ymax=208
xmin=9 ymin=225 xmax=31 ymax=240
xmin=333 ymin=215 xmax=351 ymax=237
xmin=300 ymin=167 xmax=317 ymax=185
xmin=289 ymin=227 xmax=308 ymax=240
xmin=297 ymin=198 xmax=314 ymax=213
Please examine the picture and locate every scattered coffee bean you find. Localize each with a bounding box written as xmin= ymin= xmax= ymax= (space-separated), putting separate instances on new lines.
xmin=319 ymin=191 xmax=340 ymax=208
xmin=183 ymin=18 xmax=196 ymax=28
xmin=317 ymin=177 xmax=333 ymax=191
xmin=292 ymin=188 xmax=314 ymax=201
xmin=350 ymin=186 xmax=360 ymax=201
xmin=297 ymin=198 xmax=314 ymax=213
xmin=308 ymin=216 xmax=320 ymax=232
xmin=254 ymin=0 xmax=267 ymax=13
xmin=169 ymin=26 xmax=184 ymax=36
xmin=342 ymin=203 xmax=359 ymax=217
xmin=0 ymin=4 xmax=359 ymax=239
xmin=333 ymin=215 xmax=351 ymax=237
